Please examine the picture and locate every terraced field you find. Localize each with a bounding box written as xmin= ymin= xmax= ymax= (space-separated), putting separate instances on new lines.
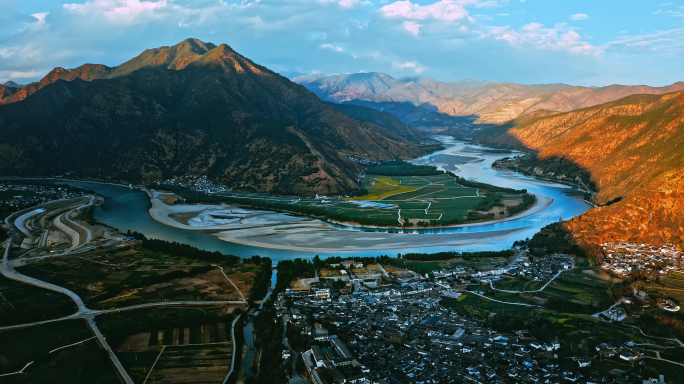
xmin=542 ymin=270 xmax=608 ymax=306
xmin=662 ymin=272 xmax=684 ymax=290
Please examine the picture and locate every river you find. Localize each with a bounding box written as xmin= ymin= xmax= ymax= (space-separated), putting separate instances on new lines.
xmin=13 ymin=136 xmax=590 ymax=262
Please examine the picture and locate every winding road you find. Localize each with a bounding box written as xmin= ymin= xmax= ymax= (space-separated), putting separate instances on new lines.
xmin=1 ymin=198 xmax=246 ymax=383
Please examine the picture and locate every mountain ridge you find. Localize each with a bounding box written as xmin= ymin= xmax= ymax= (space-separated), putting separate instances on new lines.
xmin=0 ymin=39 xmax=423 ymax=196
xmin=476 ymin=90 xmax=684 ymax=247
xmin=294 ymin=72 xmax=684 ymax=127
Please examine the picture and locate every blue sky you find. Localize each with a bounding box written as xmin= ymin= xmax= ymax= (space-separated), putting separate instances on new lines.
xmin=1 ymin=0 xmax=682 ymax=86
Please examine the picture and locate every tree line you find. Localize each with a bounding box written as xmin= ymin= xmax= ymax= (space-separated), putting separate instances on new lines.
xmin=126 ymin=230 xmax=241 ymax=265
xmin=248 ymin=257 xmax=273 ymax=302
xmin=402 ymin=250 xmax=514 ymax=261
xmin=366 ymin=160 xmax=443 ymax=176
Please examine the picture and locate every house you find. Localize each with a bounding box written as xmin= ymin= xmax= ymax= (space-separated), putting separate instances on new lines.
xmin=608 ymin=306 xmax=627 ymax=322
xmin=577 ymin=355 xmax=591 ymax=367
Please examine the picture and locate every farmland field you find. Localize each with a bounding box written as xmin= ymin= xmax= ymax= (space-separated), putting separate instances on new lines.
xmin=216 ymin=171 xmax=530 ymax=227
xmin=0 ymin=275 xmax=77 ymax=327
xmin=662 ymin=272 xmax=684 ymax=290
xmin=0 ymin=320 xmax=120 ymax=383
xmin=15 ymin=245 xmax=255 ymax=310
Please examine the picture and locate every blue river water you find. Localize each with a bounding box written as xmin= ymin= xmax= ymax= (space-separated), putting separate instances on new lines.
xmin=25 ymin=136 xmax=590 ymax=262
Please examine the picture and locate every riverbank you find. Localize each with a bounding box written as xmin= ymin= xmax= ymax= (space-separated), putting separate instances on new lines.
xmin=212 ymin=225 xmax=531 ymax=252
xmin=147 ymin=190 xmax=552 ymax=232
xmin=148 ymin=191 xmax=534 ymax=251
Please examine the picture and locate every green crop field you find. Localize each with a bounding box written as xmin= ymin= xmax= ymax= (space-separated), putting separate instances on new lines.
xmin=216 ymin=172 xmax=532 ymax=227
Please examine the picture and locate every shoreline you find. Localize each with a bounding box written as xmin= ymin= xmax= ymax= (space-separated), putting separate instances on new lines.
xmin=211 ymin=226 xmax=531 ymax=252
xmin=0 ymin=176 xmax=144 ymax=190
xmin=147 ymin=190 xmax=553 ymax=232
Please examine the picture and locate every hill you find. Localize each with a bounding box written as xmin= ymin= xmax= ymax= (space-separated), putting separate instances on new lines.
xmin=324 ymin=102 xmax=423 ymax=141
xmin=2 ymin=81 xmax=24 ymax=88
xmin=477 ymin=91 xmax=684 ymax=247
xmin=294 ymin=73 xmax=684 ymax=127
xmin=0 ymin=39 xmax=423 ymax=196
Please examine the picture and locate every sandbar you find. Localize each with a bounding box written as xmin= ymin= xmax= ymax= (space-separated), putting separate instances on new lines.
xmin=212 ymin=224 xmax=531 ymax=252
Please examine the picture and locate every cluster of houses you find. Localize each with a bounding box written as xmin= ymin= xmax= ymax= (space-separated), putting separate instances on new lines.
xmin=274 ymin=263 xmax=649 ymax=384
xmin=506 ymin=254 xmax=574 ymax=281
xmin=278 ymin=285 xmax=644 ymax=384
xmin=599 ymin=242 xmax=681 ymax=278
xmin=152 ymin=175 xmax=231 ymax=194
xmin=595 ymin=342 xmax=643 ymax=362
xmin=0 ymin=183 xmax=88 ymax=215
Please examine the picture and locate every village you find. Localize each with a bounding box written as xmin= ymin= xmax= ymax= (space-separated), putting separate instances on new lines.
xmin=272 ymin=254 xmax=678 ymax=384
xmin=599 ymin=242 xmax=682 ymax=279
xmin=0 ymin=182 xmax=90 ymax=215
xmin=153 ymin=175 xmax=232 ymax=194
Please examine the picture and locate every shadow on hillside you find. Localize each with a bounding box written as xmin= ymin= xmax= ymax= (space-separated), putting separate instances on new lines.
xmin=339 ymin=100 xmax=480 ymax=127
xmin=473 ymin=123 xmax=599 ymax=194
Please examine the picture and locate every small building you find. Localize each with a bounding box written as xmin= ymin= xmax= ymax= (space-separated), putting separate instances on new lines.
xmin=577 ymin=355 xmax=591 ymax=367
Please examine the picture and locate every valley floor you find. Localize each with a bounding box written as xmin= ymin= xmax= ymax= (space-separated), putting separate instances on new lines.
xmin=145 ymin=191 xmax=553 ymax=251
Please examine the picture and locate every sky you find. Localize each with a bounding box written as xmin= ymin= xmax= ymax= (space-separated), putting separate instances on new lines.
xmin=0 ymin=0 xmax=683 ymax=86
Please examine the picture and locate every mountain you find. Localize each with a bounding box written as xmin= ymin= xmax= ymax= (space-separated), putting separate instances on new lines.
xmin=454 ymin=78 xmax=491 ymax=87
xmin=279 ymin=71 xmax=306 ymax=79
xmin=294 ymin=73 xmax=684 ymax=127
xmin=2 ymin=81 xmax=24 ymax=88
xmin=0 ymin=39 xmax=423 ymax=196
xmin=477 ymin=91 xmax=684 ymax=247
xmin=293 ymin=73 xmax=573 ymax=126
xmin=476 ymin=82 xmax=684 ymax=124
xmin=324 ymin=102 xmax=423 ymax=141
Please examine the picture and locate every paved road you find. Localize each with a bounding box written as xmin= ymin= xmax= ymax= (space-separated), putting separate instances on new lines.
xmin=1 ymin=235 xmax=133 ymax=383
xmin=626 ymin=325 xmax=684 ymax=347
xmin=377 ymin=263 xmax=390 ymax=278
xmin=222 ymin=315 xmax=241 ymax=384
xmin=490 ymin=258 xmax=574 ymax=294
xmin=1 ymin=197 xmax=249 ymax=383
xmin=468 ymin=291 xmax=542 ymax=308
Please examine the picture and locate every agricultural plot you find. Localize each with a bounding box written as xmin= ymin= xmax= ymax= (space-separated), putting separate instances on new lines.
xmin=440 ymin=293 xmax=538 ymax=317
xmin=16 ymin=245 xmax=255 ymax=310
xmin=662 ymin=272 xmax=684 ymax=290
xmin=94 ymin=306 xmax=237 ymax=383
xmin=218 ymin=171 xmax=531 ymax=226
xmin=144 ymin=344 xmax=233 ymax=384
xmin=492 ymin=278 xmax=542 ymax=292
xmin=543 ymin=271 xmax=608 ymax=306
xmin=0 ymin=320 xmax=120 ymax=383
xmin=0 ymin=275 xmax=77 ymax=327
xmin=117 ymin=324 xmax=233 ymax=383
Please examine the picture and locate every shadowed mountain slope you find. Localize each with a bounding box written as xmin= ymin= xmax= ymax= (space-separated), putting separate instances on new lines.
xmin=0 ymin=39 xmax=422 ymax=196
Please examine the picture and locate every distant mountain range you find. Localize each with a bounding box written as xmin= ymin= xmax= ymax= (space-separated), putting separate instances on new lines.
xmin=293 ymin=72 xmax=684 ymax=126
xmin=2 ymin=81 xmax=24 ymax=88
xmin=477 ymin=91 xmax=684 ymax=248
xmin=0 ymin=39 xmax=423 ymax=196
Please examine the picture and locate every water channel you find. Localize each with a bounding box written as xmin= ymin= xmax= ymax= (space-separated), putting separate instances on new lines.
xmin=14 ymin=136 xmax=590 ymax=262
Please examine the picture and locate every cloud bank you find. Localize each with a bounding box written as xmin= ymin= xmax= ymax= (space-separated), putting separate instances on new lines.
xmin=0 ymin=0 xmax=681 ymax=86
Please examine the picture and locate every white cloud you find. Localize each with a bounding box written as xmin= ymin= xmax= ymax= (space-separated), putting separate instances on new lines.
xmin=603 ymin=27 xmax=684 ymax=56
xmin=402 ymin=21 xmax=422 ymax=35
xmin=379 ymin=0 xmax=469 ymax=21
xmin=0 ymin=0 xmax=680 ymax=86
xmin=490 ymin=22 xmax=601 ymax=55
xmin=570 ymin=13 xmax=589 ymax=21
xmin=320 ymin=43 xmax=343 ymax=52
